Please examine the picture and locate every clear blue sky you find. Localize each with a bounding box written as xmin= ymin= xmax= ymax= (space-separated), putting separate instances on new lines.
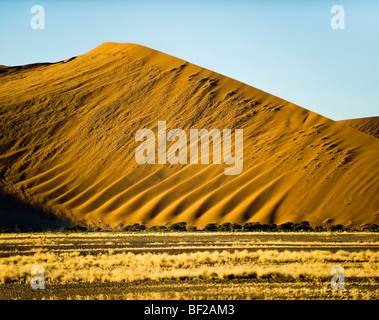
xmin=1 ymin=0 xmax=378 ymax=120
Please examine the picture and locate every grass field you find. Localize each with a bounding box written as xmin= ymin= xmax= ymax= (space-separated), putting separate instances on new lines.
xmin=0 ymin=232 xmax=378 ymax=300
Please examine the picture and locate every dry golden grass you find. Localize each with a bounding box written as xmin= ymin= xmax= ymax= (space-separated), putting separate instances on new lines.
xmin=1 ymin=232 xmax=378 ymax=299
xmin=1 ymin=247 xmax=378 ymax=284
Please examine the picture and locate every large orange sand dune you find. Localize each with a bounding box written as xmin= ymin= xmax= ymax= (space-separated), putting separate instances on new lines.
xmin=339 ymin=117 xmax=379 ymax=139
xmin=0 ymin=43 xmax=378 ymax=229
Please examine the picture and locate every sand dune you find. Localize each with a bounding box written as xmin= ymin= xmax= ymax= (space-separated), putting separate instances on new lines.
xmin=339 ymin=117 xmax=379 ymax=139
xmin=0 ymin=42 xmax=378 ymax=229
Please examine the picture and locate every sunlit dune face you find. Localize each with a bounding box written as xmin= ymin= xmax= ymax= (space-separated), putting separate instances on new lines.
xmin=0 ymin=42 xmax=378 ymax=229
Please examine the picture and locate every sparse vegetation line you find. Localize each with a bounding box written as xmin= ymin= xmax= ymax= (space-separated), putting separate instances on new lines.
xmin=1 ymin=220 xmax=378 ymax=233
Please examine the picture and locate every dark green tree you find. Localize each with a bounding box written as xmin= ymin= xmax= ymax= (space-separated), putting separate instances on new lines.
xmin=243 ymin=222 xmax=262 ymax=231
xmin=168 ymin=222 xmax=187 ymax=231
xmin=231 ymin=223 xmax=242 ymax=231
xmin=329 ymin=224 xmax=344 ymax=232
xmin=278 ymin=222 xmax=294 ymax=232
xmin=218 ymin=222 xmax=232 ymax=231
xmin=204 ymin=223 xmax=218 ymax=231
xmin=293 ymin=221 xmax=312 ymax=232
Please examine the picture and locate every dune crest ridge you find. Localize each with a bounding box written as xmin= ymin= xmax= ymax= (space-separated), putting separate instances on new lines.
xmin=338 ymin=117 xmax=379 ymax=139
xmin=0 ymin=42 xmax=378 ymax=229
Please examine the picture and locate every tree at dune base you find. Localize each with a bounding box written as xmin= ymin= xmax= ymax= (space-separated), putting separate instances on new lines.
xmin=1 ymin=221 xmax=378 ymax=233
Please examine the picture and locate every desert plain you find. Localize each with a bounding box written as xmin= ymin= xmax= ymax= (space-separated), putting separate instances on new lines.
xmin=0 ymin=231 xmax=379 ymax=300
xmin=0 ymin=43 xmax=378 ymax=300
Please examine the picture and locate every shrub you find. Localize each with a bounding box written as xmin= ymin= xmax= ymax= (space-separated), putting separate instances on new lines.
xmin=135 ymin=223 xmax=146 ymax=231
xmin=14 ymin=225 xmax=26 ymax=233
xmin=360 ymin=224 xmax=379 ymax=232
xmin=75 ymin=225 xmax=87 ymax=232
xmin=314 ymin=225 xmax=326 ymax=232
xmin=168 ymin=222 xmax=187 ymax=231
xmin=58 ymin=225 xmax=88 ymax=232
xmin=204 ymin=223 xmax=218 ymax=231
xmin=123 ymin=223 xmax=146 ymax=232
xmin=243 ymin=223 xmax=276 ymax=232
xmin=329 ymin=224 xmax=344 ymax=232
xmin=122 ymin=225 xmax=132 ymax=232
xmin=243 ymin=222 xmax=262 ymax=231
xmin=268 ymin=223 xmax=277 ymax=231
xmin=278 ymin=222 xmax=294 ymax=232
xmin=0 ymin=226 xmax=11 ymax=233
xmin=188 ymin=226 xmax=198 ymax=232
xmin=59 ymin=226 xmax=72 ymax=232
xmin=231 ymin=223 xmax=242 ymax=231
xmin=293 ymin=221 xmax=313 ymax=232
xmin=218 ymin=223 xmax=242 ymax=231
xmin=260 ymin=224 xmax=271 ymax=231
xmin=148 ymin=225 xmax=167 ymax=232
xmin=218 ymin=223 xmax=232 ymax=231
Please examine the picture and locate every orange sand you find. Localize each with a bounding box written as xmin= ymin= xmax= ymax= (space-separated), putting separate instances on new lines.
xmin=0 ymin=43 xmax=378 ymax=229
xmin=339 ymin=117 xmax=379 ymax=139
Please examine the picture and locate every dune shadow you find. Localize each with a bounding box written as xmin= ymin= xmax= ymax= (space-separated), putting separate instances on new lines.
xmin=0 ymin=191 xmax=70 ymax=231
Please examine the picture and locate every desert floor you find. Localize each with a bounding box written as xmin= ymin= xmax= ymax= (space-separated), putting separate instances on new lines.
xmin=0 ymin=232 xmax=378 ymax=300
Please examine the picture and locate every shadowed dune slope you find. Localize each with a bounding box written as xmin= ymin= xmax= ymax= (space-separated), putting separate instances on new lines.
xmin=0 ymin=191 xmax=70 ymax=231
xmin=339 ymin=117 xmax=379 ymax=139
xmin=0 ymin=42 xmax=378 ymax=229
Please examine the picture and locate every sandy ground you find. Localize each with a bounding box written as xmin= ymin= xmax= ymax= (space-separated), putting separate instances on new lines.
xmin=0 ymin=232 xmax=378 ymax=300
